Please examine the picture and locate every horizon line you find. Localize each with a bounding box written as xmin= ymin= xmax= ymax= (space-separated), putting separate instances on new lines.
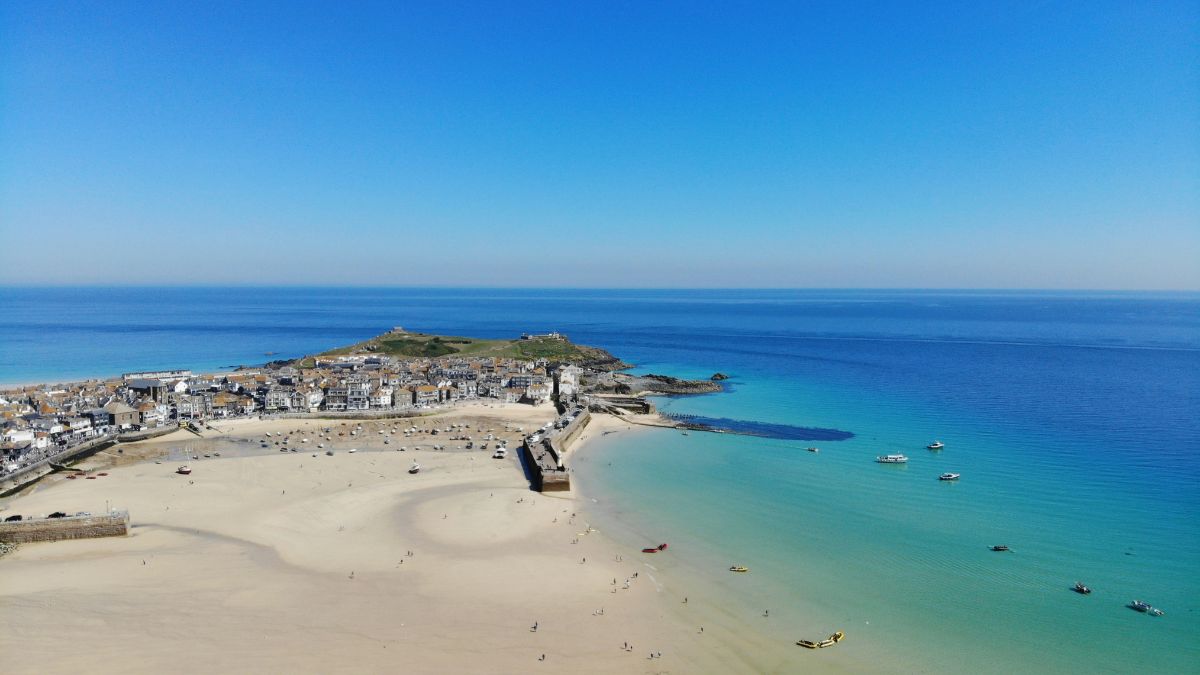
xmin=1 ymin=283 xmax=1198 ymax=294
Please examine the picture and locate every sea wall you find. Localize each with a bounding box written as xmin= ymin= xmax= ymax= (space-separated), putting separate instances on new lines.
xmin=525 ymin=411 xmax=591 ymax=493
xmin=0 ymin=511 xmax=129 ymax=544
xmin=0 ymin=435 xmax=117 ymax=489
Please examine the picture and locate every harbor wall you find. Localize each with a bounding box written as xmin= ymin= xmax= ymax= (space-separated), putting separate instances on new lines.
xmin=0 ymin=511 xmax=129 ymax=544
xmin=525 ymin=411 xmax=591 ymax=493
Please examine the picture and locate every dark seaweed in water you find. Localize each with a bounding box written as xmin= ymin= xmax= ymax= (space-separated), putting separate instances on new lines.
xmin=666 ymin=414 xmax=854 ymax=441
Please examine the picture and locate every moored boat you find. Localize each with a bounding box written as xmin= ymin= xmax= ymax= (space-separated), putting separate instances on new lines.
xmin=1073 ymin=582 xmax=1092 ymax=595
xmin=876 ymin=454 xmax=908 ymax=463
xmin=939 ymin=472 xmax=960 ymax=481
xmin=729 ymin=565 xmax=749 ymax=573
xmin=176 ymin=465 xmax=191 ymax=475
xmin=990 ymin=545 xmax=1010 ymax=552
xmin=408 ymin=462 xmax=421 ymax=474
xmin=1129 ymin=600 xmax=1162 ymax=615
xmin=927 ymin=441 xmax=944 ymax=450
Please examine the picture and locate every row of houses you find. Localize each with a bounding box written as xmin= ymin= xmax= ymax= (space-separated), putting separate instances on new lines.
xmin=1 ymin=352 xmax=586 ymax=476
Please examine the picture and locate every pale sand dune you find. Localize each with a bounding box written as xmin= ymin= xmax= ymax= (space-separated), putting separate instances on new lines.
xmin=0 ymin=407 xmax=797 ymax=674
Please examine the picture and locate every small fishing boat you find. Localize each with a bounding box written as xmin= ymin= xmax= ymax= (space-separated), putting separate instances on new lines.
xmin=642 ymin=543 xmax=668 ymax=553
xmin=927 ymin=441 xmax=944 ymax=450
xmin=326 ymin=450 xmax=334 ymax=456
xmin=1129 ymin=600 xmax=1162 ymax=615
xmin=796 ymin=639 xmax=819 ymax=649
xmin=408 ymin=462 xmax=421 ymax=474
xmin=729 ymin=565 xmax=749 ymax=573
xmin=990 ymin=545 xmax=1010 ymax=552
xmin=806 ymin=447 xmax=819 ymax=453
xmin=1073 ymin=582 xmax=1092 ymax=595
xmin=939 ymin=472 xmax=960 ymax=481
xmin=176 ymin=465 xmax=192 ymax=475
xmin=876 ymin=454 xmax=908 ymax=463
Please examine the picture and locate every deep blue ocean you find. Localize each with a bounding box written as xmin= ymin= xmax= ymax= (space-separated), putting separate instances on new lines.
xmin=2 ymin=287 xmax=1197 ymax=672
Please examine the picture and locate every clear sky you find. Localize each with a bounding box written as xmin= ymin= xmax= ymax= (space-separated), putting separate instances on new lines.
xmin=1 ymin=2 xmax=1197 ymax=289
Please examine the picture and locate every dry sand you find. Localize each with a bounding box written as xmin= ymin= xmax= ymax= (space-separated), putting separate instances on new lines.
xmin=0 ymin=403 xmax=784 ymax=674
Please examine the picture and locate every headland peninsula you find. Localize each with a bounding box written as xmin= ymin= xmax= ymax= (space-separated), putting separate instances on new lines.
xmin=0 ymin=329 xmax=828 ymax=674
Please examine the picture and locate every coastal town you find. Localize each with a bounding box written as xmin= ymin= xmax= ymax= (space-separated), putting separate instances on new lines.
xmin=1 ymin=329 xmax=717 ymax=483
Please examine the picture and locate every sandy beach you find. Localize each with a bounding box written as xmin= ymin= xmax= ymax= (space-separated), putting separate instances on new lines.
xmin=0 ymin=402 xmax=797 ymax=674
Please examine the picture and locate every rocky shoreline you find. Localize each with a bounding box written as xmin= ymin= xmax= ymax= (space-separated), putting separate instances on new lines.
xmin=608 ymin=372 xmax=724 ymax=395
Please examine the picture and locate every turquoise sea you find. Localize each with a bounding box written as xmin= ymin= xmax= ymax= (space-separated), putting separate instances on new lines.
xmin=2 ymin=287 xmax=1197 ymax=672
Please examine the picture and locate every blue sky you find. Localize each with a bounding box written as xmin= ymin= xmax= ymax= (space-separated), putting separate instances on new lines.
xmin=1 ymin=1 xmax=1196 ymax=288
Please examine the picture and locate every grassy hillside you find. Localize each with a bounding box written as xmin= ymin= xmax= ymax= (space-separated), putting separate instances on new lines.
xmin=303 ymin=331 xmax=627 ymax=368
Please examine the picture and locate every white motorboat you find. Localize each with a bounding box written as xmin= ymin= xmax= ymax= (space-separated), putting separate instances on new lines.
xmin=938 ymin=472 xmax=960 ymax=481
xmin=408 ymin=462 xmax=421 ymax=475
xmin=876 ymin=454 xmax=909 ymax=464
xmin=927 ymin=441 xmax=945 ymax=450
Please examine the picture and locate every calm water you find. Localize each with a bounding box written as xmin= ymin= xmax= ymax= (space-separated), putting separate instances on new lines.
xmin=2 ymin=287 xmax=1197 ymax=672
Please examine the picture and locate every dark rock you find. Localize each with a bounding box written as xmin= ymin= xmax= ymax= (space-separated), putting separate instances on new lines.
xmin=710 ymin=373 xmax=729 ymax=381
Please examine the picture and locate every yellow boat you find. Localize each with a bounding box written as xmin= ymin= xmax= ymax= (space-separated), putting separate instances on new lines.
xmin=729 ymin=565 xmax=749 ymax=573
xmin=799 ymin=631 xmax=845 ymax=649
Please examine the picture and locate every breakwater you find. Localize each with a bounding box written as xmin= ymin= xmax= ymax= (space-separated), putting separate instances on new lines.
xmin=524 ymin=410 xmax=591 ymax=492
xmin=0 ymin=510 xmax=130 ymax=544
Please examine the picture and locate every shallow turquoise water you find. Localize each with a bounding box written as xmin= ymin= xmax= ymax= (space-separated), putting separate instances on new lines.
xmin=580 ymin=369 xmax=1199 ymax=674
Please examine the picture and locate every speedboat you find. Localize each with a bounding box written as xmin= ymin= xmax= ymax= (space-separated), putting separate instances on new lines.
xmin=939 ymin=472 xmax=960 ymax=481
xmin=348 ymin=448 xmax=357 ymax=453
xmin=805 ymin=447 xmax=819 ymax=453
xmin=927 ymin=441 xmax=944 ymax=450
xmin=729 ymin=565 xmax=749 ymax=573
xmin=641 ymin=543 xmax=668 ymax=553
xmin=176 ymin=465 xmax=192 ymax=475
xmin=876 ymin=454 xmax=908 ymax=463
xmin=1073 ymin=582 xmax=1092 ymax=595
xmin=990 ymin=545 xmax=1010 ymax=552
